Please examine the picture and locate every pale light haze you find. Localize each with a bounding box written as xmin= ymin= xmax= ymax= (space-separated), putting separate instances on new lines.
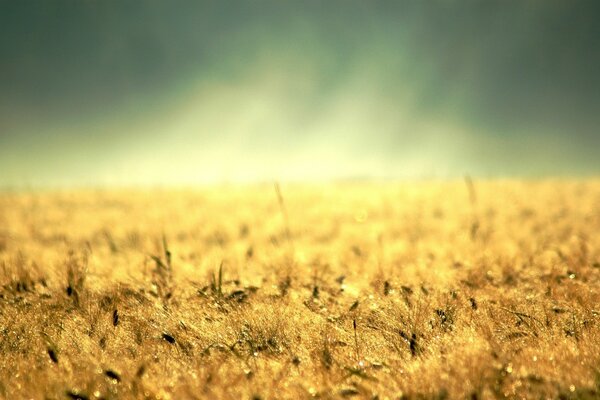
xmin=1 ymin=1 xmax=599 ymax=187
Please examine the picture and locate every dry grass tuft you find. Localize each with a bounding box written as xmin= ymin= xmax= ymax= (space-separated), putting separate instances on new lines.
xmin=1 ymin=180 xmax=600 ymax=399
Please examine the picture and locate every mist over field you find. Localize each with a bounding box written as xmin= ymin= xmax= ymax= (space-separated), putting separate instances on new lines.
xmin=1 ymin=1 xmax=599 ymax=187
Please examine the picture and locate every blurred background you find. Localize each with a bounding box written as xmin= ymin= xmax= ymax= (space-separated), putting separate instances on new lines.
xmin=1 ymin=1 xmax=599 ymax=188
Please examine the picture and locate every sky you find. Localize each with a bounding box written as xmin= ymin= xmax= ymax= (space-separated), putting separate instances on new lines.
xmin=0 ymin=1 xmax=599 ymax=187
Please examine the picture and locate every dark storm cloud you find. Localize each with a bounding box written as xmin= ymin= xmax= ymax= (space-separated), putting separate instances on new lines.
xmin=0 ymin=1 xmax=599 ymax=186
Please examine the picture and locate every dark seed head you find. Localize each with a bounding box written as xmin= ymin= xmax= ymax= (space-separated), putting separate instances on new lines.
xmin=66 ymin=390 xmax=89 ymax=400
xmin=383 ymin=281 xmax=391 ymax=296
xmin=112 ymin=309 xmax=119 ymax=327
xmin=410 ymin=340 xmax=418 ymax=356
xmin=136 ymin=364 xmax=146 ymax=378
xmin=408 ymin=333 xmax=419 ymax=356
xmin=401 ymin=285 xmax=413 ymax=295
xmin=227 ymin=290 xmax=247 ymax=302
xmin=312 ymin=286 xmax=319 ymax=298
xmin=340 ymin=387 xmax=360 ymax=397
xmin=47 ymin=347 xmax=58 ymax=363
xmin=436 ymin=309 xmax=447 ymax=323
xmin=162 ymin=333 xmax=176 ymax=344
xmin=469 ymin=297 xmax=478 ymax=310
xmin=104 ymin=369 xmax=121 ymax=382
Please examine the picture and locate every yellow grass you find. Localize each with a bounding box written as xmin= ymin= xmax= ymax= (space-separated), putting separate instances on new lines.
xmin=1 ymin=180 xmax=600 ymax=399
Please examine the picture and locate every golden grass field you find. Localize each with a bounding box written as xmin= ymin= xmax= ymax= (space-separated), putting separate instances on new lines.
xmin=1 ymin=180 xmax=600 ymax=399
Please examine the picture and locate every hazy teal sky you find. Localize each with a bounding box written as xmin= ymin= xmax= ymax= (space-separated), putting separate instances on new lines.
xmin=1 ymin=1 xmax=599 ymax=187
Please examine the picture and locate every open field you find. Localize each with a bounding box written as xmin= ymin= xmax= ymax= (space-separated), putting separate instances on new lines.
xmin=1 ymin=180 xmax=600 ymax=399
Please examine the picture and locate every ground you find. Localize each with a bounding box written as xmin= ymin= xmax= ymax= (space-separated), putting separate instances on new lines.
xmin=1 ymin=180 xmax=600 ymax=399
